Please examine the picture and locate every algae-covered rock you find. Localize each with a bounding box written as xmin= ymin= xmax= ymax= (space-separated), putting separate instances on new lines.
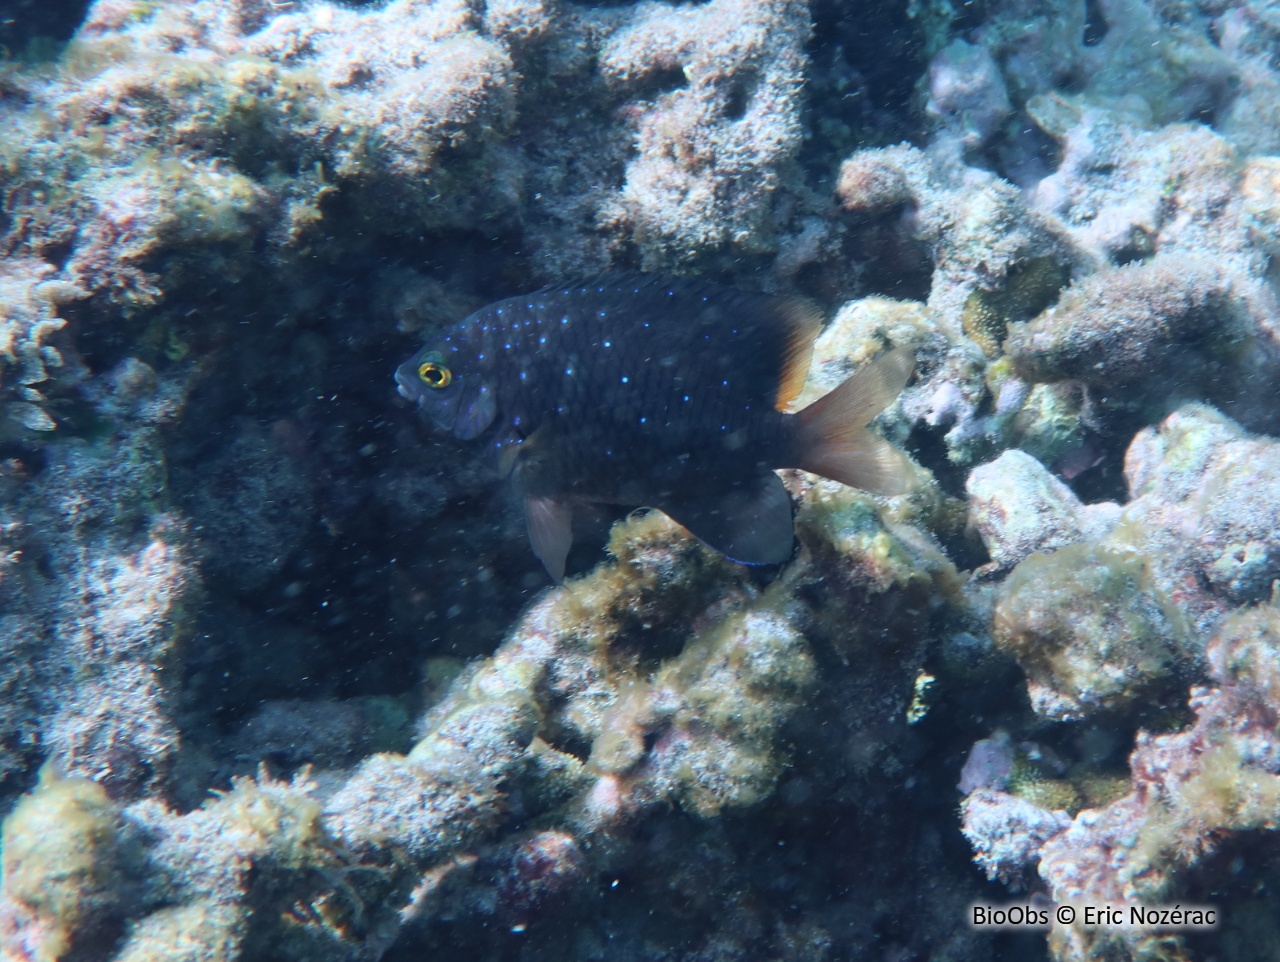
xmin=597 ymin=0 xmax=811 ymax=269
xmin=967 ymin=449 xmax=1093 ymax=571
xmin=3 ymin=491 xmax=959 ymax=960
xmin=961 ymin=788 xmax=1070 ymax=888
xmin=1 ymin=766 xmax=133 ymax=961
xmin=648 ymin=608 xmax=816 ymax=817
xmin=1034 ymin=605 xmax=1280 ymax=962
xmin=1121 ymin=404 xmax=1280 ymax=633
xmin=993 ymin=543 xmax=1190 ymax=721
xmin=1006 ymin=253 xmax=1247 ymax=387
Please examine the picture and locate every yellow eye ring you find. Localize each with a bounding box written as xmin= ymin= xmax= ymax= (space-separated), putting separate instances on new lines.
xmin=418 ymin=359 xmax=452 ymax=389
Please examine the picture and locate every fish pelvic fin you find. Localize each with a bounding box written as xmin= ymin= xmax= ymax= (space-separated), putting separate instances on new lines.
xmin=793 ymin=347 xmax=916 ymax=495
xmin=525 ymin=495 xmax=573 ymax=582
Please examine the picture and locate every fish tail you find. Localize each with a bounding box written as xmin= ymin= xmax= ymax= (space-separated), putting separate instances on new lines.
xmin=793 ymin=347 xmax=916 ymax=495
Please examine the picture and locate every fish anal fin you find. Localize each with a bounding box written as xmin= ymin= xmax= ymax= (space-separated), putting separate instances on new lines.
xmin=794 ymin=348 xmax=916 ymax=495
xmin=525 ymin=495 xmax=574 ymax=582
xmin=656 ymin=472 xmax=794 ymax=566
xmin=775 ymin=298 xmax=824 ymax=413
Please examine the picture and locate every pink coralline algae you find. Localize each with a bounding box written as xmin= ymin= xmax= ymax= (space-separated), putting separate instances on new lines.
xmin=1037 ymin=605 xmax=1280 ymax=962
xmin=956 ymin=605 xmax=1280 ymax=961
xmin=494 ymin=830 xmax=589 ymax=929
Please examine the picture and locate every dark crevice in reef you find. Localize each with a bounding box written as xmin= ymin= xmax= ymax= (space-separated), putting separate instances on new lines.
xmin=633 ymin=65 xmax=691 ymax=102
xmin=802 ymin=0 xmax=929 ymax=172
xmin=840 ymin=216 xmax=934 ymax=303
xmin=153 ymin=232 xmax=547 ymax=737
xmin=1082 ymin=0 xmax=1110 ymax=46
xmin=0 ymin=0 xmax=93 ymax=55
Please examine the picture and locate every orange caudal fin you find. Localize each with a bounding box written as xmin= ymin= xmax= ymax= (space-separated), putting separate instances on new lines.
xmin=793 ymin=348 xmax=916 ymax=495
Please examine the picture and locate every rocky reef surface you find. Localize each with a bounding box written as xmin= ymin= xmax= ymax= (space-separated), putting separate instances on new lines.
xmin=2 ymin=0 xmax=1280 ymax=960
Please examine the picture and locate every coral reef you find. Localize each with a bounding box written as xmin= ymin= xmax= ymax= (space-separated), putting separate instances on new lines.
xmin=3 ymin=505 xmax=962 ymax=960
xmin=1036 ymin=604 xmax=1280 ymax=962
xmin=961 ymin=407 xmax=1280 ymax=959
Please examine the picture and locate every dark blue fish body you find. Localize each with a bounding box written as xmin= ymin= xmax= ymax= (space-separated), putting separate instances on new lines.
xmin=396 ymin=275 xmax=913 ymax=581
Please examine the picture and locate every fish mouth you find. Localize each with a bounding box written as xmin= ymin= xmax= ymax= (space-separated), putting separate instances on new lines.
xmin=394 ymin=366 xmax=418 ymax=402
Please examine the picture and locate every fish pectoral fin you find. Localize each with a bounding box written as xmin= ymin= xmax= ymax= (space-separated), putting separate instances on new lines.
xmin=525 ymin=495 xmax=574 ymax=583
xmin=656 ymin=472 xmax=794 ymax=566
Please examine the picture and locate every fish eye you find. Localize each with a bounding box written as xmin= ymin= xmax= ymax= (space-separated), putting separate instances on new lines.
xmin=417 ymin=354 xmax=452 ymax=390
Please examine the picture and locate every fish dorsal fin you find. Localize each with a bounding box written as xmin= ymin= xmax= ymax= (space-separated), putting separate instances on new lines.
xmin=525 ymin=495 xmax=574 ymax=582
xmin=774 ymin=297 xmax=824 ymax=413
xmin=656 ymin=471 xmax=794 ymax=566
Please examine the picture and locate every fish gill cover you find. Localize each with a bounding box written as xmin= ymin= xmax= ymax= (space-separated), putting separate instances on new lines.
xmin=0 ymin=1 xmax=1278 ymax=962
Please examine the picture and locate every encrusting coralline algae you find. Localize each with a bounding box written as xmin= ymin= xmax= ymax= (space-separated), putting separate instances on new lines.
xmin=4 ymin=0 xmax=1280 ymax=960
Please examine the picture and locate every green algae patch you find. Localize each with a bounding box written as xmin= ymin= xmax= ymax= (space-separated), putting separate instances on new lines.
xmin=963 ymin=256 xmax=1070 ymax=358
xmin=798 ymin=479 xmax=959 ymax=605
xmin=1009 ymin=382 xmax=1087 ymax=469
